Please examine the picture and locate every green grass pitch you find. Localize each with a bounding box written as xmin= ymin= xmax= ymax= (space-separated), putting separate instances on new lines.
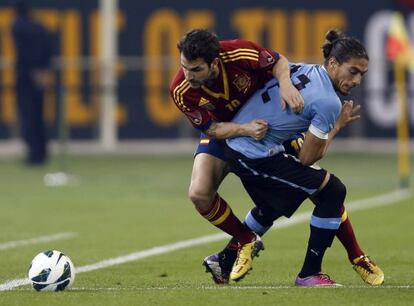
xmin=0 ymin=153 xmax=412 ymax=305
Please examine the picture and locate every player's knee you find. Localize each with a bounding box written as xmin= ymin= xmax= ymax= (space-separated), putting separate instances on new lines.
xmin=329 ymin=174 xmax=347 ymax=206
xmin=188 ymin=184 xmax=215 ymax=210
xmin=318 ymin=174 xmax=347 ymax=210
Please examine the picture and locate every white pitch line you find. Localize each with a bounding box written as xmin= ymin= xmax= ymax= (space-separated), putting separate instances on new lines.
xmin=0 ymin=189 xmax=411 ymax=291
xmin=0 ymin=232 xmax=77 ymax=251
xmin=11 ymin=284 xmax=414 ymax=291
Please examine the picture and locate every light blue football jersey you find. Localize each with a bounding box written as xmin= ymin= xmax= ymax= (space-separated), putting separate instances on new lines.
xmin=226 ymin=64 xmax=342 ymax=159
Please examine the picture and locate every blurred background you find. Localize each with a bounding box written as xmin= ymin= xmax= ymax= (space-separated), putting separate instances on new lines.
xmin=0 ymin=0 xmax=412 ymax=157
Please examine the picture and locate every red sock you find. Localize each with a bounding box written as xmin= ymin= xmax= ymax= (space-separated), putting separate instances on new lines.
xmin=225 ymin=237 xmax=239 ymax=250
xmin=336 ymin=206 xmax=364 ymax=263
xmin=197 ymin=194 xmax=255 ymax=244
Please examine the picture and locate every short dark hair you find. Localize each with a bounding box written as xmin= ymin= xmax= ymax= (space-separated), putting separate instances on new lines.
xmin=177 ymin=29 xmax=220 ymax=66
xmin=322 ymin=29 xmax=369 ymax=65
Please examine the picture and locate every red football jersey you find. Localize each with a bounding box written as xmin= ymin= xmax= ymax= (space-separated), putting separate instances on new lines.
xmin=170 ymin=39 xmax=279 ymax=130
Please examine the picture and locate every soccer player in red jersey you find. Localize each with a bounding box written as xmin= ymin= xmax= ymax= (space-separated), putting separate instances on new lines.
xmin=170 ymin=29 xmax=382 ymax=284
xmin=170 ymin=29 xmax=304 ymax=280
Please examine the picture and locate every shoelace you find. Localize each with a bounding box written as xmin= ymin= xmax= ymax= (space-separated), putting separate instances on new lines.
xmin=318 ymin=273 xmax=335 ymax=283
xmin=356 ymin=256 xmax=376 ymax=273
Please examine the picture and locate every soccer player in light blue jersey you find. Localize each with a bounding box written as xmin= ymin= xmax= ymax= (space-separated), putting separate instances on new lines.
xmin=227 ymin=62 xmax=344 ymax=159
xmin=204 ymin=30 xmax=384 ymax=286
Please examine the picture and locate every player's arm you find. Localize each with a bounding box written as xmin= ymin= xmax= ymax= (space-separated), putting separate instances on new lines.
xmin=298 ymin=132 xmax=326 ymax=165
xmin=272 ymin=54 xmax=304 ymax=113
xmin=299 ymin=100 xmax=360 ymax=165
xmin=204 ymin=120 xmax=268 ymax=140
xmin=170 ymin=86 xmax=268 ymax=141
xmin=238 ymin=40 xmax=303 ymax=113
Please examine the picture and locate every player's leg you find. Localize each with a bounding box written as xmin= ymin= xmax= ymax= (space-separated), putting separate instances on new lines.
xmin=333 ymin=206 xmax=364 ymax=262
xmin=284 ymin=135 xmax=384 ymax=285
xmin=203 ymin=205 xmax=276 ymax=284
xmin=191 ymin=138 xmax=263 ymax=283
xmin=205 ymin=205 xmax=280 ymax=281
xmin=284 ymin=135 xmax=364 ymax=260
xmin=190 ymin=152 xmax=256 ymax=244
xmin=192 ymin=153 xmax=259 ymax=283
xmin=309 ymin=198 xmax=384 ymax=285
xmin=295 ymin=173 xmax=344 ymax=287
xmin=215 ymin=182 xmax=384 ymax=286
xmin=226 ymin=148 xmax=343 ymax=286
xmin=223 ymin=149 xmax=322 ymax=282
xmin=338 ymin=207 xmax=384 ymax=285
xmin=241 ymin=154 xmax=344 ymax=286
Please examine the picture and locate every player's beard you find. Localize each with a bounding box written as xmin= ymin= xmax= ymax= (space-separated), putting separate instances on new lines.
xmin=203 ymin=68 xmax=219 ymax=88
xmin=189 ymin=66 xmax=219 ymax=88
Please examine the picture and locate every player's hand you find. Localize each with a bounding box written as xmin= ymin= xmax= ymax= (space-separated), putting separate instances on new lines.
xmin=279 ymin=80 xmax=304 ymax=113
xmin=335 ymin=100 xmax=361 ymax=130
xmin=244 ymin=119 xmax=268 ymax=140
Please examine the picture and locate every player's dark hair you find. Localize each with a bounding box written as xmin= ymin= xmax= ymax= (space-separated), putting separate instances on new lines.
xmin=322 ymin=29 xmax=369 ymax=65
xmin=177 ymin=29 xmax=220 ymax=66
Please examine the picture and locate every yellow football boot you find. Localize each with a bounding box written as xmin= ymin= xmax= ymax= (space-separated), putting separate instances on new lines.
xmin=230 ymin=234 xmax=264 ymax=282
xmin=353 ymin=255 xmax=384 ymax=285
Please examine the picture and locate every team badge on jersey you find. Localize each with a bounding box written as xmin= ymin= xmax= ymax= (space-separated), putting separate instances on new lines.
xmin=233 ymin=73 xmax=251 ymax=93
xmin=198 ymin=97 xmax=216 ymax=111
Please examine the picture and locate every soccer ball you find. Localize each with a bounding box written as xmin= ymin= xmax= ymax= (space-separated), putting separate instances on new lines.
xmin=27 ymin=250 xmax=75 ymax=291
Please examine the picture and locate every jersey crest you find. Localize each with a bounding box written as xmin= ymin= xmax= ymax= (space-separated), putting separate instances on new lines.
xmin=233 ymin=73 xmax=251 ymax=94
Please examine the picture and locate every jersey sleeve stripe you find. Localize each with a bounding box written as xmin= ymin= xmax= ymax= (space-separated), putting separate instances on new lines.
xmin=173 ymin=80 xmax=191 ymax=111
xmin=222 ymin=55 xmax=259 ymax=63
xmin=219 ymin=48 xmax=259 ymax=56
xmin=221 ymin=52 xmax=259 ymax=60
xmin=173 ymin=79 xmax=189 ymax=100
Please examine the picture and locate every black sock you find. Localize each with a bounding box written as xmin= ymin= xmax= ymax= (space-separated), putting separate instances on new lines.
xmin=220 ymin=247 xmax=237 ymax=271
xmin=299 ymin=247 xmax=326 ymax=278
xmin=298 ymin=225 xmax=336 ymax=278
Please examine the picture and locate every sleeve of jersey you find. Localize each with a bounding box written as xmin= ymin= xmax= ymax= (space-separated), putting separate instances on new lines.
xmin=257 ymin=47 xmax=280 ymax=70
xmin=232 ymin=40 xmax=280 ymax=71
xmin=170 ymin=89 xmax=213 ymax=131
xmin=308 ymin=98 xmax=342 ymax=139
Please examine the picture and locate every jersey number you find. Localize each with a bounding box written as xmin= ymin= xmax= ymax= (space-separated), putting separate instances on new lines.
xmin=261 ymin=65 xmax=311 ymax=104
xmin=294 ymin=74 xmax=311 ymax=90
xmin=290 ymin=65 xmax=310 ymax=91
